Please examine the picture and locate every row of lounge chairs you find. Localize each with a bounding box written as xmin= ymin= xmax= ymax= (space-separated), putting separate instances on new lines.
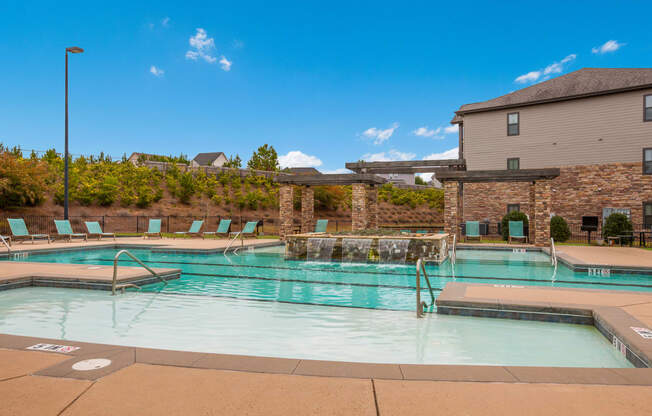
xmin=1 ymin=218 xmax=268 ymax=246
xmin=464 ymin=220 xmax=527 ymax=243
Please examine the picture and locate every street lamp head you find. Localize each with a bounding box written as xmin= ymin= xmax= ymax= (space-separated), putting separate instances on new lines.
xmin=66 ymin=46 xmax=84 ymax=54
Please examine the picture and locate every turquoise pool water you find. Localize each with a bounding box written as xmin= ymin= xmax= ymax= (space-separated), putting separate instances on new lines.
xmin=3 ymin=246 xmax=651 ymax=311
xmin=0 ymin=245 xmax=642 ymax=366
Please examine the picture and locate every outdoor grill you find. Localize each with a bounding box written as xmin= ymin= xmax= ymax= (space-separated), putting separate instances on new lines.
xmin=581 ymin=216 xmax=599 ymax=244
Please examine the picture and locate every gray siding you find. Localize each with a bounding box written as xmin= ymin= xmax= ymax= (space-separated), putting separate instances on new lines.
xmin=463 ymin=88 xmax=652 ymax=170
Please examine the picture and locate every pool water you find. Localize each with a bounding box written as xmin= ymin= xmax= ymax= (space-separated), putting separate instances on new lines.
xmin=0 ymin=245 xmax=646 ymax=367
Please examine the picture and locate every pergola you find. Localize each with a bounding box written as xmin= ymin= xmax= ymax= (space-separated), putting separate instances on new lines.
xmin=345 ymin=158 xmax=561 ymax=247
xmin=276 ymin=174 xmax=387 ymax=239
xmin=435 ymin=168 xmax=561 ymax=246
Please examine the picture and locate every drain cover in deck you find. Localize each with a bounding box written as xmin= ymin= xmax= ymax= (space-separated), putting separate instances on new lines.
xmin=72 ymin=358 xmax=112 ymax=371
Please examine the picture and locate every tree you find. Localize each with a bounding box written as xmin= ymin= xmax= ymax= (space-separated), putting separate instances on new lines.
xmin=414 ymin=176 xmax=427 ymax=185
xmin=247 ymin=144 xmax=279 ymax=171
xmin=223 ymin=154 xmax=242 ymax=168
xmin=603 ymin=213 xmax=633 ymax=239
xmin=550 ymin=215 xmax=571 ymax=242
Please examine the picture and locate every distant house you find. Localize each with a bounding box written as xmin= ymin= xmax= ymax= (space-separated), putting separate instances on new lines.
xmin=377 ymin=173 xmax=415 ymax=185
xmin=127 ymin=152 xmax=164 ymax=165
xmin=191 ymin=152 xmax=228 ymax=168
xmin=286 ymin=167 xmax=321 ymax=175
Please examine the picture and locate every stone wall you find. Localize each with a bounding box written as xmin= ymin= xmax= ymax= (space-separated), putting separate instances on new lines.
xmin=351 ymin=183 xmax=367 ymax=231
xmin=444 ymin=181 xmax=460 ymax=239
xmin=279 ymin=185 xmax=294 ymax=240
xmin=300 ymin=186 xmax=314 ymax=233
xmin=461 ymin=162 xmax=652 ymax=228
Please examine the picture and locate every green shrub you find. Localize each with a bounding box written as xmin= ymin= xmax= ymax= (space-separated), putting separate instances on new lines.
xmin=603 ymin=213 xmax=632 ymax=238
xmin=96 ymin=176 xmax=119 ymax=206
xmin=501 ymin=211 xmax=529 ymax=241
xmin=177 ymin=172 xmax=196 ymax=204
xmin=550 ymin=215 xmax=571 ymax=242
xmin=0 ymin=149 xmax=48 ymax=208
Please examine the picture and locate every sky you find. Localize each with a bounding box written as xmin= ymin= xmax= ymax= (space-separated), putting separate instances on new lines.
xmin=1 ymin=1 xmax=651 ymax=178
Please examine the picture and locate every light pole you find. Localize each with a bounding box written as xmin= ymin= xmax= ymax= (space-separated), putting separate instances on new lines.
xmin=64 ymin=46 xmax=83 ymax=220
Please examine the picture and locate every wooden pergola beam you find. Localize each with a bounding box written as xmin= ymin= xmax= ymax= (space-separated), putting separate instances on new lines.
xmin=435 ymin=168 xmax=560 ymax=182
xmin=276 ymin=173 xmax=387 ymax=186
xmin=345 ymin=159 xmax=466 ymax=173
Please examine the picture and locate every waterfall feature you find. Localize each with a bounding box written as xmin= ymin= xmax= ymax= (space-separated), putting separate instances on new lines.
xmin=378 ymin=239 xmax=411 ymax=264
xmin=341 ymin=239 xmax=372 ymax=263
xmin=306 ymin=238 xmax=337 ymax=261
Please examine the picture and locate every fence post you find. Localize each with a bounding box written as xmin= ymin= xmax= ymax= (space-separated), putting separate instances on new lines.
xmin=167 ymin=216 xmax=170 ymax=233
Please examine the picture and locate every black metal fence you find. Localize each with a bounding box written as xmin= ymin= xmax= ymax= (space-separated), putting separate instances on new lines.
xmin=0 ymin=215 xmax=357 ymax=236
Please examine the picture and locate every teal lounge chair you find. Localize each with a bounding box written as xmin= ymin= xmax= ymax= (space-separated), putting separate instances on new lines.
xmin=7 ymin=218 xmax=50 ymax=244
xmin=54 ymin=220 xmax=87 ymax=242
xmin=202 ymin=219 xmax=232 ymax=239
xmin=400 ymin=229 xmax=411 ymax=234
xmin=314 ymin=219 xmax=328 ymax=233
xmin=509 ymin=220 xmax=527 ymax=244
xmin=174 ymin=220 xmax=204 ymax=238
xmin=144 ymin=219 xmax=162 ymax=239
xmin=230 ymin=221 xmax=259 ymax=239
xmin=85 ymin=221 xmax=116 ymax=241
xmin=465 ymin=221 xmax=481 ymax=241
xmin=416 ymin=230 xmax=429 ymax=234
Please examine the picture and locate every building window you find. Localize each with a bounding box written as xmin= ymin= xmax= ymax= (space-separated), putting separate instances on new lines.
xmin=507 ymin=158 xmax=520 ymax=170
xmin=645 ymin=95 xmax=652 ymax=122
xmin=645 ymin=148 xmax=652 ymax=175
xmin=645 ymin=202 xmax=652 ymax=229
xmin=507 ymin=112 xmax=519 ymax=136
xmin=507 ymin=204 xmax=520 ymax=213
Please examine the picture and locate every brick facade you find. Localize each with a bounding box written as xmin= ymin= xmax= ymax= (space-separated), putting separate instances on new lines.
xmin=279 ymin=185 xmax=294 ymax=240
xmin=462 ymin=162 xmax=652 ymax=230
xmin=444 ymin=181 xmax=460 ymax=239
xmin=533 ymin=180 xmax=552 ymax=246
xmin=300 ymin=186 xmax=314 ymax=233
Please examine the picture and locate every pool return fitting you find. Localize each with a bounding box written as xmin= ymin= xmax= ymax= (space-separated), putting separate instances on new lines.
xmin=112 ymin=249 xmax=168 ymax=295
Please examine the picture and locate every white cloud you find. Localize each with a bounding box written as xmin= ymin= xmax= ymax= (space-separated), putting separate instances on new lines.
xmin=161 ymin=17 xmax=170 ymax=27
xmin=278 ymin=151 xmax=323 ymax=168
xmin=186 ymin=28 xmax=217 ymax=63
xmin=362 ymin=122 xmax=399 ymax=145
xmin=515 ymin=54 xmax=576 ymax=84
xmin=322 ymin=168 xmax=351 ymax=174
xmin=149 ymin=65 xmax=164 ymax=77
xmin=219 ymin=56 xmax=232 ymax=71
xmin=444 ymin=125 xmax=458 ymax=134
xmin=412 ymin=126 xmax=441 ymax=138
xmin=362 ymin=149 xmax=416 ymax=162
xmin=423 ymin=147 xmax=459 ymax=160
xmin=592 ymin=40 xmax=624 ymax=54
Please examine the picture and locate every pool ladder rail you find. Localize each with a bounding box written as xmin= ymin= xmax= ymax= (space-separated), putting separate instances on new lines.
xmin=112 ymin=249 xmax=169 ymax=295
xmin=0 ymin=235 xmax=10 ymax=253
xmin=550 ymin=237 xmax=558 ymax=267
xmin=416 ymin=258 xmax=436 ymax=318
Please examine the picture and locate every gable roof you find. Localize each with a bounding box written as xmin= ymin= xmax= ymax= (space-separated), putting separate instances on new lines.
xmin=192 ymin=152 xmax=225 ymax=165
xmin=286 ymin=167 xmax=321 ymax=175
xmin=455 ymin=68 xmax=652 ymax=116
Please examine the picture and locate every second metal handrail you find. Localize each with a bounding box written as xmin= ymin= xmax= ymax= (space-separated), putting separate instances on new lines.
xmin=112 ymin=249 xmax=168 ymax=295
xmin=550 ymin=237 xmax=557 ymax=267
xmin=0 ymin=235 xmax=10 ymax=253
xmin=416 ymin=258 xmax=436 ymax=318
xmin=451 ymin=233 xmax=456 ymax=265
xmin=224 ymin=231 xmax=243 ymax=253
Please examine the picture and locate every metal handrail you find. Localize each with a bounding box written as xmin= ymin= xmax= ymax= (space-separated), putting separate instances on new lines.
xmin=0 ymin=236 xmax=10 ymax=253
xmin=451 ymin=233 xmax=456 ymax=265
xmin=112 ymin=249 xmax=168 ymax=295
xmin=224 ymin=231 xmax=243 ymax=253
xmin=550 ymin=237 xmax=557 ymax=267
xmin=416 ymin=258 xmax=436 ymax=318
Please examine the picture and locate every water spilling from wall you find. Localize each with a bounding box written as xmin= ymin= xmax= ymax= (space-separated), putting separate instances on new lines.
xmin=306 ymin=238 xmax=337 ymax=261
xmin=341 ymin=239 xmax=372 ymax=263
xmin=378 ymin=239 xmax=410 ymax=264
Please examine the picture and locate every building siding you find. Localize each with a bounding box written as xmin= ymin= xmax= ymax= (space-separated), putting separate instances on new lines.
xmin=463 ymin=88 xmax=652 ymax=170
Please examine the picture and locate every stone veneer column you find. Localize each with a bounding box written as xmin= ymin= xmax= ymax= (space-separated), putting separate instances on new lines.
xmin=300 ymin=186 xmax=314 ymax=233
xmin=352 ymin=183 xmax=367 ymax=231
xmin=444 ymin=181 xmax=460 ymax=240
xmin=528 ymin=182 xmax=536 ymax=243
xmin=534 ymin=180 xmax=552 ymax=246
xmin=279 ymin=185 xmax=294 ymax=240
xmin=366 ymin=185 xmax=378 ymax=229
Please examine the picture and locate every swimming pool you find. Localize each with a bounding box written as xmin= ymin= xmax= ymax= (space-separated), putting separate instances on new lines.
xmin=0 ymin=245 xmax=647 ymax=367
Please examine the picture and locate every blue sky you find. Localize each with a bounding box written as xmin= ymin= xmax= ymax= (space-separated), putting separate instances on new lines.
xmin=1 ymin=1 xmax=651 ymax=175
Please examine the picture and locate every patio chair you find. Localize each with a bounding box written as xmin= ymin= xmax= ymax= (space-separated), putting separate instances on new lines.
xmin=144 ymin=219 xmax=162 ymax=239
xmin=84 ymin=221 xmax=116 ymax=241
xmin=7 ymin=218 xmax=51 ymax=244
xmin=508 ymin=221 xmax=527 ymax=244
xmin=400 ymin=229 xmax=411 ymax=234
xmin=465 ymin=221 xmax=481 ymax=241
xmin=173 ymin=220 xmax=204 ymax=238
xmin=416 ymin=230 xmax=428 ymax=234
xmin=230 ymin=221 xmax=259 ymax=239
xmin=54 ymin=220 xmax=88 ymax=242
xmin=202 ymin=219 xmax=232 ymax=239
xmin=314 ymin=219 xmax=328 ymax=233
